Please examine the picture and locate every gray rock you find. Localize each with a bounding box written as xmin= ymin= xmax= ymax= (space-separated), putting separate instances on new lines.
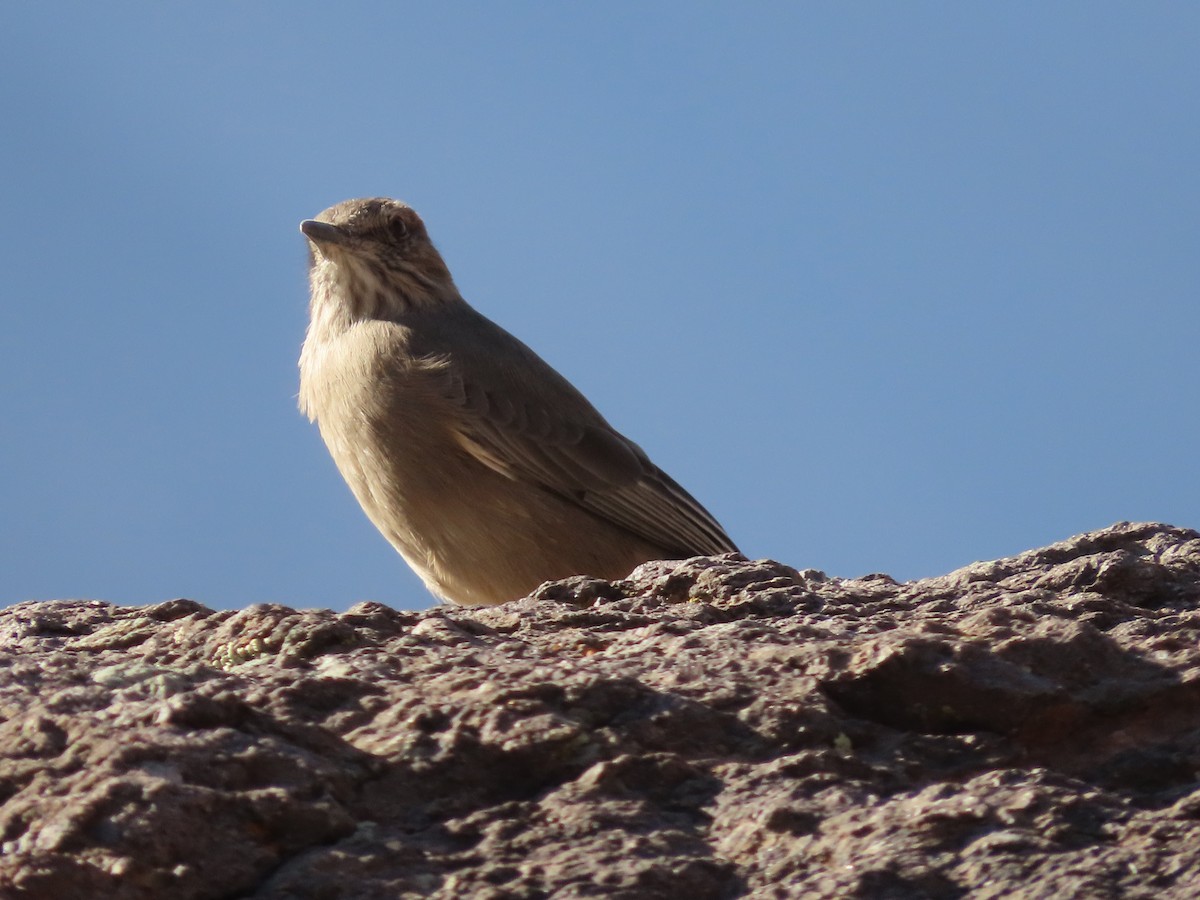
xmin=2 ymin=521 xmax=1199 ymax=898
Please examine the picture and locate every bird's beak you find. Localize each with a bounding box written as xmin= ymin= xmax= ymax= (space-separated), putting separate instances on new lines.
xmin=300 ymin=219 xmax=350 ymax=246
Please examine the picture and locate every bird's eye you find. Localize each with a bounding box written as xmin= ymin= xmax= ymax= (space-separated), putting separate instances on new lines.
xmin=387 ymin=215 xmax=410 ymax=241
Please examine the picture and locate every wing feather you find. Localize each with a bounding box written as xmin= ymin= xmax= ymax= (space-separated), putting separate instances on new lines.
xmin=411 ymin=304 xmax=738 ymax=556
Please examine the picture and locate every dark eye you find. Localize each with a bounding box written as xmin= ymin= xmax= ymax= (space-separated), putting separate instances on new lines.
xmin=387 ymin=215 xmax=410 ymax=241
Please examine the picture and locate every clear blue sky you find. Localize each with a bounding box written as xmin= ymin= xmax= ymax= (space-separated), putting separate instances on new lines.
xmin=2 ymin=5 xmax=1196 ymax=612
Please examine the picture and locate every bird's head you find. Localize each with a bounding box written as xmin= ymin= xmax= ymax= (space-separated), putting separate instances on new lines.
xmin=301 ymin=197 xmax=459 ymax=320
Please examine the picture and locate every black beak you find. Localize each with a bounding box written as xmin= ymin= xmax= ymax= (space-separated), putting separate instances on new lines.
xmin=300 ymin=220 xmax=350 ymax=246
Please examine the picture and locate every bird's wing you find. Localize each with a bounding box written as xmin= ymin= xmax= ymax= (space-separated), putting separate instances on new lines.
xmin=416 ymin=307 xmax=737 ymax=557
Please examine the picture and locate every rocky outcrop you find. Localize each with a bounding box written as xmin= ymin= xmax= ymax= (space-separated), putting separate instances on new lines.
xmin=2 ymin=521 xmax=1199 ymax=898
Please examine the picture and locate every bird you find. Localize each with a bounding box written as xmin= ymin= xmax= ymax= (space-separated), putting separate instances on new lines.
xmin=298 ymin=197 xmax=738 ymax=606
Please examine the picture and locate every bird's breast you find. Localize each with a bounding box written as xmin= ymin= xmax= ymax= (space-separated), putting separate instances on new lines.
xmin=301 ymin=320 xmax=461 ymax=492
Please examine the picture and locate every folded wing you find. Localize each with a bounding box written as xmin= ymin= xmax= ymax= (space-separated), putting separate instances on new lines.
xmin=420 ymin=306 xmax=738 ymax=557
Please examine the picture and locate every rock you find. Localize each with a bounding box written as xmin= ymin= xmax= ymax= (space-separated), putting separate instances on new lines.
xmin=2 ymin=521 xmax=1199 ymax=898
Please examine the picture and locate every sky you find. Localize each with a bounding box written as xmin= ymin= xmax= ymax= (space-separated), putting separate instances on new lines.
xmin=2 ymin=4 xmax=1196 ymax=612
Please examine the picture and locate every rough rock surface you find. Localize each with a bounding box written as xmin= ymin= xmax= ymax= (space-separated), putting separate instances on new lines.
xmin=2 ymin=521 xmax=1200 ymax=898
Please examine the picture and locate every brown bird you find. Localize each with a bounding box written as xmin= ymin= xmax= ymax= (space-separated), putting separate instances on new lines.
xmin=298 ymin=198 xmax=737 ymax=606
